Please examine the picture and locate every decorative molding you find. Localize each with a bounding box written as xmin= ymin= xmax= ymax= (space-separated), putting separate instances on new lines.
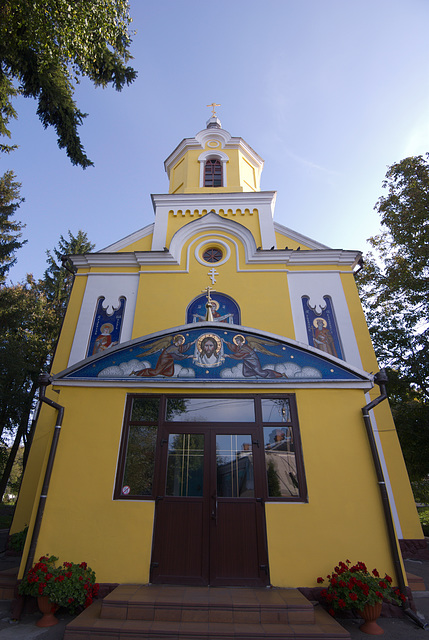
xmin=194 ymin=237 xmax=231 ymax=266
xmin=274 ymin=222 xmax=330 ymax=250
xmin=198 ymin=150 xmax=229 ymax=187
xmin=99 ymin=224 xmax=154 ymax=253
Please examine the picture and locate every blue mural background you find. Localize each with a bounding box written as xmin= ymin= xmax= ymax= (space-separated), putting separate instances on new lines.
xmin=302 ymin=295 xmax=344 ymax=360
xmin=67 ymin=327 xmax=365 ymax=383
xmin=187 ymin=293 xmax=240 ymax=324
xmin=87 ymin=297 xmax=126 ymax=357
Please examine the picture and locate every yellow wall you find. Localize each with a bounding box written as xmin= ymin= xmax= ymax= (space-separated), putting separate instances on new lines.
xmin=168 ymin=148 xmax=261 ymax=194
xmin=132 ymin=233 xmax=294 ymax=340
xmin=266 ymin=388 xmax=401 ymax=586
xmin=16 ymin=385 xmax=410 ymax=587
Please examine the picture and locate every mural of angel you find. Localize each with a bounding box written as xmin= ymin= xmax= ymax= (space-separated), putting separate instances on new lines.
xmin=133 ymin=334 xmax=194 ymax=377
xmin=224 ymin=335 xmax=286 ymax=379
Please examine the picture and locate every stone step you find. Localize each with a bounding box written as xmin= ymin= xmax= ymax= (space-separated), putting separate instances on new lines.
xmin=0 ymin=566 xmax=18 ymax=599
xmin=65 ymin=585 xmax=351 ymax=639
xmin=65 ymin=600 xmax=350 ymax=639
xmin=100 ymin=584 xmax=315 ymax=624
xmin=407 ymin=571 xmax=426 ymax=591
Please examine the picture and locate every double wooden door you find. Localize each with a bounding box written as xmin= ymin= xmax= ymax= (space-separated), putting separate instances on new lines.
xmin=150 ymin=425 xmax=269 ymax=586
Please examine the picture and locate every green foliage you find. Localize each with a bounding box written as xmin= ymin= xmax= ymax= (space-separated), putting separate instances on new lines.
xmin=8 ymin=524 xmax=27 ymax=553
xmin=412 ymin=479 xmax=429 ymax=505
xmin=0 ymin=170 xmax=25 ymax=283
xmin=44 ymin=230 xmax=95 ymax=318
xmin=357 ymin=154 xmax=429 ymax=481
xmin=18 ymin=555 xmax=99 ymax=613
xmin=0 ymin=0 xmax=137 ymax=167
xmin=418 ymin=507 xmax=429 ymax=536
xmin=0 ymin=231 xmax=93 ymax=498
xmin=317 ymin=560 xmax=405 ymax=615
xmin=0 ymin=275 xmax=58 ymax=442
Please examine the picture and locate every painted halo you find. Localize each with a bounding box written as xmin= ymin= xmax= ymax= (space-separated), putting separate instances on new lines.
xmin=313 ymin=318 xmax=328 ymax=328
xmin=197 ymin=333 xmax=222 ymax=354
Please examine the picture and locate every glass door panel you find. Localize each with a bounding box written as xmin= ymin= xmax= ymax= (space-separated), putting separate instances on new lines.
xmin=216 ymin=434 xmax=254 ymax=498
xmin=165 ymin=433 xmax=204 ymax=497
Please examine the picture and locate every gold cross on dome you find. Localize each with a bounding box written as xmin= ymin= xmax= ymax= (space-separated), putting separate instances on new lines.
xmin=207 ymin=103 xmax=221 ymax=117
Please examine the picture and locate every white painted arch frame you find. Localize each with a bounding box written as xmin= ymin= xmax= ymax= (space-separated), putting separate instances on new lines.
xmin=169 ymin=211 xmax=257 ymax=263
xmin=198 ymin=150 xmax=229 ymax=188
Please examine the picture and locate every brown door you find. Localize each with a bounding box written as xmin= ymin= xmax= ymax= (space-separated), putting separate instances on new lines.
xmin=150 ymin=426 xmax=269 ymax=586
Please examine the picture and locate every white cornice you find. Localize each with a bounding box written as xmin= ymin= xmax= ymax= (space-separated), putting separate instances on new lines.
xmin=99 ymin=223 xmax=154 ymax=252
xmin=69 ymin=248 xmax=361 ymax=270
xmin=274 ymin=222 xmax=330 ymax=250
xmin=151 ymin=191 xmax=277 ymax=212
xmin=164 ymin=130 xmax=264 ymax=178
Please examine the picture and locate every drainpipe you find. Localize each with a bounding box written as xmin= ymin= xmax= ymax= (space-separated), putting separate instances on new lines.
xmin=362 ymin=370 xmax=427 ymax=629
xmin=23 ymin=373 xmax=65 ymax=575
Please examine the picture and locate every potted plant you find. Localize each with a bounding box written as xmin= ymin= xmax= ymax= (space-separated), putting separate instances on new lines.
xmin=317 ymin=559 xmax=405 ymax=634
xmin=19 ymin=555 xmax=99 ymax=627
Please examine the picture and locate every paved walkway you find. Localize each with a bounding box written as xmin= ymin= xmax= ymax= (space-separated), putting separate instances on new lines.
xmin=0 ymin=528 xmax=427 ymax=638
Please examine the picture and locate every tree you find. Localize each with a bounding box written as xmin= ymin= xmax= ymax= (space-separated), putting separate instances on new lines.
xmin=44 ymin=229 xmax=95 ymax=318
xmin=0 ymin=0 xmax=137 ymax=167
xmin=0 ymin=230 xmax=94 ymax=501
xmin=357 ymin=154 xmax=429 ymax=480
xmin=0 ymin=170 xmax=25 ymax=283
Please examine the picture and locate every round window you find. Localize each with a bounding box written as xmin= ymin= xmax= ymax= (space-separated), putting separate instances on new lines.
xmin=202 ymin=247 xmax=223 ymax=263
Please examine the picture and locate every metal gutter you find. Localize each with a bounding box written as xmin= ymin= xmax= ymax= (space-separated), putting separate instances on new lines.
xmin=23 ymin=373 xmax=65 ymax=575
xmin=362 ymin=370 xmax=427 ymax=629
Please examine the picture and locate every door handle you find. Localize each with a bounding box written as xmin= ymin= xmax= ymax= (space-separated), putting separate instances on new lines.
xmin=211 ymin=494 xmax=218 ymax=524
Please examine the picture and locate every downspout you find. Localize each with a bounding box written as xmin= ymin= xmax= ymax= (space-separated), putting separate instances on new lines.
xmin=23 ymin=373 xmax=65 ymax=575
xmin=362 ymin=370 xmax=427 ymax=629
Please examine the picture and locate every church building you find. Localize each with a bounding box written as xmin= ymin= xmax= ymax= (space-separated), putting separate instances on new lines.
xmin=11 ymin=112 xmax=422 ymax=598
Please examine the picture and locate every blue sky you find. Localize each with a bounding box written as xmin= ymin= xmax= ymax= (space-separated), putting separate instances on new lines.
xmin=4 ymin=0 xmax=429 ymax=283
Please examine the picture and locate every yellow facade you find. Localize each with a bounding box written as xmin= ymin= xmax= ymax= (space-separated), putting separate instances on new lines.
xmin=12 ymin=117 xmax=422 ymax=592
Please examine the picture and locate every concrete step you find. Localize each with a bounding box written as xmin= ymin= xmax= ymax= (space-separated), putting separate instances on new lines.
xmin=65 ymin=585 xmax=350 ymax=639
xmin=0 ymin=566 xmax=18 ymax=599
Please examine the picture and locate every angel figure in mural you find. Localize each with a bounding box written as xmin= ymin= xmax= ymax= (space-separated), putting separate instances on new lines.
xmin=312 ymin=318 xmax=337 ymax=357
xmin=224 ymin=335 xmax=286 ymax=379
xmin=133 ymin=334 xmax=194 ymax=377
xmin=92 ymin=323 xmax=117 ymax=355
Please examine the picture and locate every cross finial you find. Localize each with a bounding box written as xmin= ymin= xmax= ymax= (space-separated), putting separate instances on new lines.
xmin=207 ymin=103 xmax=221 ymax=117
xmin=202 ymin=286 xmax=216 ymax=322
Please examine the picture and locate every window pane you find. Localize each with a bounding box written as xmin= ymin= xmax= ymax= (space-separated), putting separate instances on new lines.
xmin=122 ymin=425 xmax=157 ymax=495
xmin=166 ymin=434 xmax=204 ymax=496
xmin=261 ymin=398 xmax=291 ymax=422
xmin=131 ymin=397 xmax=160 ymax=422
xmin=263 ymin=426 xmax=299 ymax=497
xmin=216 ymin=434 xmax=254 ymax=497
xmin=166 ymin=398 xmax=255 ymax=422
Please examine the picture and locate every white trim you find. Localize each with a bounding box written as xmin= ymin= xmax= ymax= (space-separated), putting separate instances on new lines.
xmin=274 ymin=222 xmax=331 ymax=250
xmin=198 ymin=150 xmax=229 ymax=188
xmin=364 ymin=392 xmax=402 ymax=538
xmin=287 ymin=271 xmax=363 ymax=369
xmin=195 ymin=238 xmax=231 ymax=266
xmin=99 ymin=224 xmax=154 ymax=253
xmin=68 ymin=274 xmax=140 ymax=367
xmin=55 ymin=321 xmax=374 ymax=382
xmin=169 ymin=212 xmax=257 ymax=262
xmin=53 ymin=379 xmax=373 ymax=390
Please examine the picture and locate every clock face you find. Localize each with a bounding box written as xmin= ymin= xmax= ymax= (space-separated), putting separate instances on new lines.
xmin=202 ymin=247 xmax=223 ymax=263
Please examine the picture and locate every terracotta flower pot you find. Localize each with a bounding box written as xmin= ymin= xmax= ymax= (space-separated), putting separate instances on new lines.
xmin=36 ymin=596 xmax=59 ymax=627
xmin=358 ymin=601 xmax=384 ymax=635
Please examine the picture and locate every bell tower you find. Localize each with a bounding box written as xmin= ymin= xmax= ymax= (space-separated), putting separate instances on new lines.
xmin=164 ymin=113 xmax=264 ymax=194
